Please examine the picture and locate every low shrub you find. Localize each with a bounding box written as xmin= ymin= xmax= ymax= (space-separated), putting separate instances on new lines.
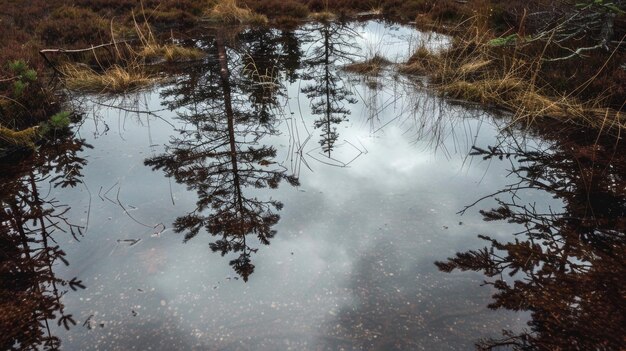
xmin=241 ymin=0 xmax=309 ymax=20
xmin=0 ymin=60 xmax=60 ymax=129
xmin=306 ymin=0 xmax=377 ymax=13
xmin=38 ymin=6 xmax=110 ymax=47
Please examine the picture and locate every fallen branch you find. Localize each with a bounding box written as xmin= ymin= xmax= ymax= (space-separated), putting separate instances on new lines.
xmin=39 ymin=40 xmax=133 ymax=74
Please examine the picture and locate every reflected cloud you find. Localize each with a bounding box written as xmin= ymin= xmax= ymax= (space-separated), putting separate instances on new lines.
xmin=5 ymin=18 xmax=607 ymax=351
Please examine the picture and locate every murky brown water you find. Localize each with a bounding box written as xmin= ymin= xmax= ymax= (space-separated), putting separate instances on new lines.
xmin=2 ymin=20 xmax=623 ymax=351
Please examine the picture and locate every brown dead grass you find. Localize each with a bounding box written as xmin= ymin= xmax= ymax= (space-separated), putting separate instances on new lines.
xmin=138 ymin=44 xmax=205 ymax=62
xmin=344 ymin=55 xmax=392 ymax=75
xmin=129 ymin=9 xmax=205 ymax=62
xmin=61 ymin=64 xmax=156 ymax=94
xmin=310 ymin=11 xmax=337 ymax=22
xmin=56 ymin=11 xmax=202 ymax=94
xmin=204 ymin=0 xmax=268 ymax=24
xmin=399 ymin=45 xmax=440 ymax=75
xmin=401 ymin=18 xmax=626 ymax=132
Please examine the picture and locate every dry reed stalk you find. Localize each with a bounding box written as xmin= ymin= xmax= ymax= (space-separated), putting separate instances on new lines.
xmin=130 ymin=10 xmax=205 ymax=62
xmin=402 ymin=15 xmax=625 ymax=133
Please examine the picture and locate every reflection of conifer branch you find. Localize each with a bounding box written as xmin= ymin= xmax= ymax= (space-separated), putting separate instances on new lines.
xmin=301 ymin=22 xmax=360 ymax=157
xmin=437 ymin=131 xmax=626 ymax=350
xmin=1 ymin=133 xmax=88 ymax=349
xmin=147 ymin=29 xmax=299 ymax=280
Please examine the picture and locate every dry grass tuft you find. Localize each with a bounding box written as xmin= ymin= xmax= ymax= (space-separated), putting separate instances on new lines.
xmin=130 ymin=11 xmax=205 ymax=62
xmin=398 ymin=45 xmax=439 ymax=75
xmin=54 ymin=10 xmax=202 ymax=94
xmin=310 ymin=11 xmax=336 ymax=22
xmin=137 ymin=43 xmax=205 ymax=62
xmin=367 ymin=7 xmax=383 ymax=16
xmin=344 ymin=55 xmax=392 ymax=75
xmin=61 ymin=64 xmax=156 ymax=94
xmin=401 ymin=17 xmax=626 ymax=132
xmin=413 ymin=46 xmax=433 ymax=60
xmin=205 ymin=0 xmax=268 ymax=24
xmin=458 ymin=59 xmax=492 ymax=75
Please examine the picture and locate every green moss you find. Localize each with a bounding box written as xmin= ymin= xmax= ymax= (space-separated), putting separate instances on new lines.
xmin=0 ymin=125 xmax=40 ymax=148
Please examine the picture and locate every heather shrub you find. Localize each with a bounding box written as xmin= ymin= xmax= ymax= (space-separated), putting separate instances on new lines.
xmin=74 ymin=0 xmax=137 ymax=16
xmin=38 ymin=6 xmax=110 ymax=47
xmin=242 ymin=0 xmax=309 ymax=20
xmin=307 ymin=0 xmax=378 ymax=13
xmin=381 ymin=0 xmax=434 ymax=21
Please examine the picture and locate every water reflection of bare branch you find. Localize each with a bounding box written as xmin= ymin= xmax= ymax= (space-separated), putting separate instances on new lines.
xmin=73 ymin=92 xmax=172 ymax=149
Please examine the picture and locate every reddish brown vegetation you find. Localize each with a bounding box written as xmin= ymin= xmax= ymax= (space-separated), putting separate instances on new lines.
xmin=0 ymin=0 xmax=624 ymax=130
xmin=38 ymin=6 xmax=111 ymax=47
xmin=241 ymin=0 xmax=309 ymax=21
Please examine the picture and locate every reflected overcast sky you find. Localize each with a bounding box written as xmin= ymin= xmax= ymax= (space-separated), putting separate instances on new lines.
xmin=48 ymin=21 xmax=554 ymax=350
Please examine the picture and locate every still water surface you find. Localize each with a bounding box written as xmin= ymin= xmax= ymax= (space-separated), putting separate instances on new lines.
xmin=5 ymin=20 xmax=620 ymax=351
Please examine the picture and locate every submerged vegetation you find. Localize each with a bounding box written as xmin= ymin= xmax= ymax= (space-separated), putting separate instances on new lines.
xmin=344 ymin=55 xmax=392 ymax=75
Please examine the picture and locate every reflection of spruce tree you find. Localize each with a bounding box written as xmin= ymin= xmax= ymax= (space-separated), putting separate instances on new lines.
xmin=162 ymin=27 xmax=302 ymax=124
xmin=436 ymin=132 xmax=626 ymax=350
xmin=147 ymin=31 xmax=298 ymax=281
xmin=276 ymin=29 xmax=302 ymax=84
xmin=239 ymin=28 xmax=301 ymax=125
xmin=301 ymin=21 xmax=358 ymax=156
xmin=0 ymin=134 xmax=89 ymax=350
